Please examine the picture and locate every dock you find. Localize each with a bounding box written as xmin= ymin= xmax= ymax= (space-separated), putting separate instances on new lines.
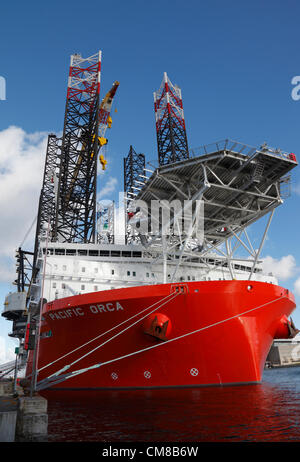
xmin=0 ymin=393 xmax=18 ymax=442
xmin=0 ymin=379 xmax=48 ymax=442
xmin=266 ymin=338 xmax=300 ymax=368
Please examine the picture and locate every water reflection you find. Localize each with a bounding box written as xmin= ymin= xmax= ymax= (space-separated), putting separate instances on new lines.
xmin=46 ymin=367 xmax=300 ymax=442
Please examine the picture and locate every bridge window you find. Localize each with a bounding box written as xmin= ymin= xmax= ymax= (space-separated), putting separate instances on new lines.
xmin=133 ymin=252 xmax=142 ymax=258
xmin=43 ymin=248 xmax=54 ymax=255
xmin=81 ymin=284 xmax=85 ymax=290
xmin=89 ymin=250 xmax=99 ymax=256
xmin=55 ymin=249 xmax=65 ymax=255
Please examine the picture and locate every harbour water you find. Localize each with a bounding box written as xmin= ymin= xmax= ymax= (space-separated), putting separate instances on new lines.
xmin=45 ymin=366 xmax=300 ymax=442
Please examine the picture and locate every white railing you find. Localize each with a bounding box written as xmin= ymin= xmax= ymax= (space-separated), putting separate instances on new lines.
xmin=189 ymin=139 xmax=297 ymax=163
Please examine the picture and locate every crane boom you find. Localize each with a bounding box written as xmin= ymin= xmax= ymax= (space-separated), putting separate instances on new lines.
xmin=59 ymin=76 xmax=119 ymax=220
xmin=98 ymin=81 xmax=119 ymax=170
xmin=99 ymin=80 xmax=119 ymax=137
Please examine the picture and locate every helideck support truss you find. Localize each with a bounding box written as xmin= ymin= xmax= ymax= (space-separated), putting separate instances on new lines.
xmin=154 ymin=73 xmax=189 ymax=166
xmin=129 ymin=139 xmax=297 ymax=281
xmin=53 ymin=51 xmax=101 ymax=243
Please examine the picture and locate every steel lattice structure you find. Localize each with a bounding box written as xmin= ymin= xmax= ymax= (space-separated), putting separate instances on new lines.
xmin=33 ymin=133 xmax=61 ymax=265
xmin=154 ymin=72 xmax=189 ymax=166
xmin=130 ymin=139 xmax=298 ymax=281
xmin=97 ymin=201 xmax=115 ymax=243
xmin=124 ymin=145 xmax=146 ymax=198
xmin=53 ymin=52 xmax=102 ymax=243
xmin=123 ymin=145 xmax=146 ymax=243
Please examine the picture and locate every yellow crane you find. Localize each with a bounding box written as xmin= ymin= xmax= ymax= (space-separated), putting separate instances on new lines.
xmin=98 ymin=80 xmax=119 ymax=170
xmin=65 ymin=81 xmax=119 ymax=205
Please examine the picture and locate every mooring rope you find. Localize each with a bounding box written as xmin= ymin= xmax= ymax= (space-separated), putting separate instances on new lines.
xmin=36 ymin=295 xmax=285 ymax=391
xmin=38 ymin=291 xmax=177 ymax=374
xmin=36 ymin=291 xmax=180 ymax=387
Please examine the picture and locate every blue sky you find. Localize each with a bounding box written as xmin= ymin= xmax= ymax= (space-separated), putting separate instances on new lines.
xmin=1 ymin=0 xmax=300 ymax=357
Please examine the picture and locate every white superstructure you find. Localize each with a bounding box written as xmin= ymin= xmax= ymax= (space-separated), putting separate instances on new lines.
xmin=29 ymin=240 xmax=277 ymax=305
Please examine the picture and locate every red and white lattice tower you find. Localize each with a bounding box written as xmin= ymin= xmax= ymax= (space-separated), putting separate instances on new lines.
xmin=54 ymin=51 xmax=102 ymax=243
xmin=154 ymin=72 xmax=189 ymax=166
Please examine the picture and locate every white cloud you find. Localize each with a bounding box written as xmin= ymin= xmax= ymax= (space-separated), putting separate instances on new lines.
xmin=0 ymin=127 xmax=120 ymax=284
xmin=0 ymin=335 xmax=17 ymax=364
xmin=294 ymin=277 xmax=300 ymax=296
xmin=98 ymin=176 xmax=118 ymax=199
xmin=0 ymin=126 xmax=49 ymax=282
xmin=262 ymin=255 xmax=297 ymax=281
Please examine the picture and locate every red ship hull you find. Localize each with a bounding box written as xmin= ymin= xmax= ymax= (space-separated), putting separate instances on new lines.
xmin=26 ymin=280 xmax=296 ymax=391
